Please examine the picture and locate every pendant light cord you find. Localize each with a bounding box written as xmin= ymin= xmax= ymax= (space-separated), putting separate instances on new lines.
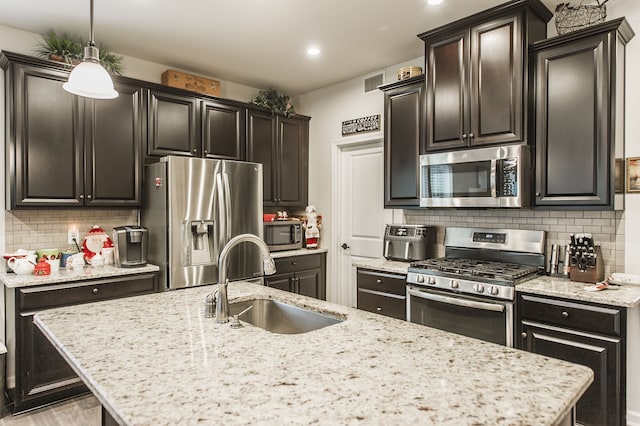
xmin=89 ymin=0 xmax=95 ymax=47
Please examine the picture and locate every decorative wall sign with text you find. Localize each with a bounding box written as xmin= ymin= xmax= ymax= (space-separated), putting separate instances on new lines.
xmin=342 ymin=115 xmax=380 ymax=136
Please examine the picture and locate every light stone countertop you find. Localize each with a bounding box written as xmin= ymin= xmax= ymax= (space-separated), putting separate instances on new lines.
xmin=35 ymin=282 xmax=592 ymax=426
xmin=352 ymin=257 xmax=410 ymax=274
xmin=0 ymin=264 xmax=160 ymax=289
xmin=516 ymin=276 xmax=640 ymax=307
xmin=270 ymin=248 xmax=328 ymax=259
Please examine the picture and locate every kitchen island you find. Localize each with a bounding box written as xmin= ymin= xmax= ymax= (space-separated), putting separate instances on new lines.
xmin=34 ymin=282 xmax=592 ymax=425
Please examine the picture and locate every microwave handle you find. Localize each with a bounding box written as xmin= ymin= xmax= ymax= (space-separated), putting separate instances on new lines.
xmin=490 ymin=159 xmax=497 ymax=198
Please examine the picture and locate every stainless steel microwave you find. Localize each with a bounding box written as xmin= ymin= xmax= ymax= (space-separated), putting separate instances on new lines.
xmin=263 ymin=220 xmax=303 ymax=251
xmin=420 ymin=144 xmax=531 ymax=208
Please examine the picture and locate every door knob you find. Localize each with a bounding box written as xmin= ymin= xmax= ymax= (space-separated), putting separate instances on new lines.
xmin=341 ymin=243 xmax=350 ymax=250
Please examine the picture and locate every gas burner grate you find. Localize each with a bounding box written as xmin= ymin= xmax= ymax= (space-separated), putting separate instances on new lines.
xmin=410 ymin=258 xmax=539 ymax=282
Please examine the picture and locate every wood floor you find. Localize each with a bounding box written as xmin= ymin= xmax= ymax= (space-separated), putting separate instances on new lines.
xmin=0 ymin=395 xmax=100 ymax=426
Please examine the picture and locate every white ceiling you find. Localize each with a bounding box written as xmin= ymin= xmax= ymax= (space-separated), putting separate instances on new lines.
xmin=0 ymin=0 xmax=562 ymax=96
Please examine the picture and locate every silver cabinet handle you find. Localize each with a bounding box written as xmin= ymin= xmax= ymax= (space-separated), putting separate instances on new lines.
xmin=376 ymin=279 xmax=382 ymax=283
xmin=92 ymin=288 xmax=99 ymax=294
xmin=469 ymin=133 xmax=475 ymax=138
xmin=561 ymin=311 xmax=569 ymax=318
xmin=521 ymin=332 xmax=527 ymax=339
xmin=86 ymin=195 xmax=92 ymax=199
xmin=462 ymin=133 xmax=467 ymax=139
xmin=79 ymin=195 xmax=84 ymax=199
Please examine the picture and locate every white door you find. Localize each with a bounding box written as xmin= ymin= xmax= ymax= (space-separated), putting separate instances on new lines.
xmin=334 ymin=140 xmax=392 ymax=307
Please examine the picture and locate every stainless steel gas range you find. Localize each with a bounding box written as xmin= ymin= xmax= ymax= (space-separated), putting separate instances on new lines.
xmin=406 ymin=227 xmax=546 ymax=347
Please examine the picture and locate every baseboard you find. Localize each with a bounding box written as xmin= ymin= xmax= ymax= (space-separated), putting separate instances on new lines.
xmin=627 ymin=409 xmax=640 ymax=426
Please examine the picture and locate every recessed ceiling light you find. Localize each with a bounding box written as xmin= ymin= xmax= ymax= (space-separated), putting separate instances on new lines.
xmin=307 ymin=47 xmax=321 ymax=56
xmin=427 ymin=0 xmax=443 ymax=5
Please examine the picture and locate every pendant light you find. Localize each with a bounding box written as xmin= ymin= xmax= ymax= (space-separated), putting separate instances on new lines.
xmin=63 ymin=0 xmax=118 ymax=99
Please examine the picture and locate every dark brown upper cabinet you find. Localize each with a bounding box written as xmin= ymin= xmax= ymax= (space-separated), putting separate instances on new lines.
xmin=247 ymin=109 xmax=310 ymax=212
xmin=147 ymin=89 xmax=199 ymax=157
xmin=1 ymin=51 xmax=144 ymax=208
xmin=532 ymin=19 xmax=633 ymax=209
xmin=419 ymin=0 xmax=551 ymax=152
xmin=147 ymin=89 xmax=247 ymax=161
xmin=379 ymin=75 xmax=424 ymax=208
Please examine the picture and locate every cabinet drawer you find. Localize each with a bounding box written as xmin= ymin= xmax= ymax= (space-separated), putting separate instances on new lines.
xmin=274 ymin=254 xmax=322 ymax=274
xmin=518 ymin=294 xmax=621 ymax=336
xmin=357 ymin=289 xmax=406 ymax=320
xmin=19 ymin=273 xmax=157 ymax=312
xmin=357 ymin=269 xmax=406 ymax=296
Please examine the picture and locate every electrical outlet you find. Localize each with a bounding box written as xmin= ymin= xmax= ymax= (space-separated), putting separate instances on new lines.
xmin=68 ymin=228 xmax=80 ymax=245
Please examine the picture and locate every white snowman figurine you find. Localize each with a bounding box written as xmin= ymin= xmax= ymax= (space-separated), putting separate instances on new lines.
xmin=304 ymin=205 xmax=321 ymax=249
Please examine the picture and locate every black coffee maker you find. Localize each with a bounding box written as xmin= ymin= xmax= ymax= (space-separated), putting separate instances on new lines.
xmin=113 ymin=226 xmax=148 ymax=267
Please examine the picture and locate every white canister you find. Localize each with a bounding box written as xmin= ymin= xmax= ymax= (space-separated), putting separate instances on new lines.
xmin=102 ymin=247 xmax=115 ymax=265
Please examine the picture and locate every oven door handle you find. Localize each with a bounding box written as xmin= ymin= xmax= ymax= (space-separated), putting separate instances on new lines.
xmin=407 ymin=288 xmax=505 ymax=313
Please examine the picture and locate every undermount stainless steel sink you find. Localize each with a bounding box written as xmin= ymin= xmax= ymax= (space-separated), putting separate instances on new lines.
xmin=228 ymin=299 xmax=343 ymax=334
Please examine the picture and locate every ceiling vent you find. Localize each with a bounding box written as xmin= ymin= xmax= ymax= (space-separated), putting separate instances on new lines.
xmin=363 ymin=73 xmax=383 ymax=93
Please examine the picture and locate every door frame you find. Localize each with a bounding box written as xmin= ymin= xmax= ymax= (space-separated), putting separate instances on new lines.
xmin=330 ymin=132 xmax=387 ymax=306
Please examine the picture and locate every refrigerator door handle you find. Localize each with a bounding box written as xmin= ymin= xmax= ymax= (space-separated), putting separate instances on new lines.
xmin=216 ymin=173 xmax=226 ymax=257
xmin=222 ymin=172 xmax=232 ymax=242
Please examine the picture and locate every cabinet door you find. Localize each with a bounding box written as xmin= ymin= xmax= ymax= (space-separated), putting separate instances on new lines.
xmin=296 ymin=268 xmax=322 ymax=299
xmin=534 ymin=33 xmax=610 ymax=207
xmin=8 ymin=63 xmax=84 ymax=207
xmin=265 ymin=272 xmax=295 ymax=293
xmin=383 ymin=79 xmax=423 ymax=207
xmin=425 ymin=30 xmax=469 ymax=151
xmin=520 ymin=321 xmax=621 ymax=426
xmin=13 ymin=274 xmax=157 ymax=413
xmin=469 ymin=15 xmax=523 ymax=146
xmin=357 ymin=289 xmax=406 ymax=320
xmin=85 ymin=80 xmax=144 ymax=206
xmin=247 ymin=109 xmax=276 ymax=206
xmin=147 ymin=89 xmax=199 ymax=157
xmin=15 ymin=313 xmax=86 ymax=413
xmin=201 ymin=100 xmax=246 ymax=160
xmin=277 ymin=116 xmax=309 ymax=209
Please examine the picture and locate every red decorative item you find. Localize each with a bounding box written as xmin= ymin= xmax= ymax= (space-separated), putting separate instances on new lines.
xmin=33 ymin=258 xmax=51 ymax=276
xmin=82 ymin=225 xmax=114 ymax=262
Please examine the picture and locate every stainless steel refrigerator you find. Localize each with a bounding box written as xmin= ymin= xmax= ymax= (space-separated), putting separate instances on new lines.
xmin=141 ymin=156 xmax=263 ymax=289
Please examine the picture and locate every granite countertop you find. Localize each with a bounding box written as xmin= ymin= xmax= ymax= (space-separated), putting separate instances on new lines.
xmin=0 ymin=264 xmax=160 ymax=289
xmin=352 ymin=257 xmax=410 ymax=274
xmin=35 ymin=282 xmax=592 ymax=425
xmin=270 ymin=248 xmax=328 ymax=259
xmin=517 ymin=276 xmax=640 ymax=307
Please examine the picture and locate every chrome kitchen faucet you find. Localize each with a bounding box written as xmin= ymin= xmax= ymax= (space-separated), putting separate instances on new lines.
xmin=212 ymin=234 xmax=276 ymax=323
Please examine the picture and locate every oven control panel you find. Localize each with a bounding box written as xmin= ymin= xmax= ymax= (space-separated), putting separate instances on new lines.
xmin=472 ymin=232 xmax=506 ymax=244
xmin=406 ymin=271 xmax=515 ymax=301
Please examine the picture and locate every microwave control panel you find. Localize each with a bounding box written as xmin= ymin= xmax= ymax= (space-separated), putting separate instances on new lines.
xmin=499 ymin=158 xmax=518 ymax=197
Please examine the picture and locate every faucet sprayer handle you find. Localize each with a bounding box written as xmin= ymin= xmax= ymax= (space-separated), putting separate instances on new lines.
xmin=263 ymin=256 xmax=277 ymax=276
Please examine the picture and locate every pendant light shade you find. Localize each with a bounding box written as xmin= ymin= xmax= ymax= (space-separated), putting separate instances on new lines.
xmin=63 ymin=0 xmax=118 ymax=99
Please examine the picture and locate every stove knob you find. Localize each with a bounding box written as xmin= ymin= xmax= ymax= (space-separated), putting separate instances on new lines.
xmin=489 ymin=286 xmax=499 ymax=296
xmin=428 ymin=276 xmax=437 ymax=285
xmin=450 ymin=280 xmax=459 ymax=289
xmin=473 ymin=284 xmax=485 ymax=293
xmin=416 ymin=275 xmax=425 ymax=284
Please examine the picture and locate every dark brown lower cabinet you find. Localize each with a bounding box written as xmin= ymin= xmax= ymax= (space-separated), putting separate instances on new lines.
xmin=265 ymin=253 xmax=326 ymax=300
xmin=517 ymin=293 xmax=625 ymax=426
xmin=9 ymin=273 xmax=158 ymax=414
xmin=356 ymin=269 xmax=406 ymax=320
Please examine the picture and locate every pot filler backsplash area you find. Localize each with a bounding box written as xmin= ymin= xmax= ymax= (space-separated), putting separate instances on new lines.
xmin=3 ymin=210 xmax=138 ymax=270
xmin=404 ymin=209 xmax=625 ymax=277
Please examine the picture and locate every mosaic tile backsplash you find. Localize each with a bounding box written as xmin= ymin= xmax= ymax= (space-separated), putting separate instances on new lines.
xmin=3 ymin=209 xmax=138 ymax=270
xmin=404 ymin=209 xmax=625 ymax=277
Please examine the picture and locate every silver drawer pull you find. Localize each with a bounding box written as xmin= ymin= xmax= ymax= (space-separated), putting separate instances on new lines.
xmin=92 ymin=288 xmax=99 ymax=294
xmin=561 ymin=311 xmax=569 ymax=318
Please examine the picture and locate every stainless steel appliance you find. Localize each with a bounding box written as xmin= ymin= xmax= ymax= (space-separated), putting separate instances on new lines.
xmin=419 ymin=144 xmax=531 ymax=208
xmin=141 ymin=156 xmax=263 ymax=289
xmin=406 ymin=227 xmax=545 ymax=347
xmin=112 ymin=225 xmax=148 ymax=267
xmin=264 ymin=220 xmax=303 ymax=252
xmin=383 ymin=224 xmax=436 ymax=261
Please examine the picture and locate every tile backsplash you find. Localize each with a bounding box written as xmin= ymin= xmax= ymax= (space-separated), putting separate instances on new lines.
xmin=404 ymin=209 xmax=624 ymax=276
xmin=3 ymin=209 xmax=138 ymax=266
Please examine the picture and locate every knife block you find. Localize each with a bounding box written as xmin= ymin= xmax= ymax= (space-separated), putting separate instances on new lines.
xmin=570 ymin=246 xmax=604 ymax=283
